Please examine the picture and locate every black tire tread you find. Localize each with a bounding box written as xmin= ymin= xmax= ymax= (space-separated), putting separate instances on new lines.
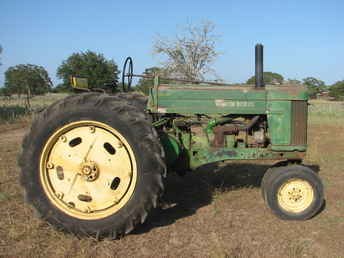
xmin=117 ymin=92 xmax=148 ymax=112
xmin=264 ymin=165 xmax=324 ymax=220
xmin=261 ymin=161 xmax=291 ymax=200
xmin=18 ymin=92 xmax=166 ymax=239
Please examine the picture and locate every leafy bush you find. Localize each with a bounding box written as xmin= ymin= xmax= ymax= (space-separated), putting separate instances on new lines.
xmin=302 ymin=77 xmax=326 ymax=98
xmin=4 ymin=64 xmax=52 ymax=95
xmin=57 ymin=50 xmax=119 ymax=90
xmin=329 ymin=80 xmax=344 ymax=100
xmin=246 ymin=72 xmax=284 ymax=85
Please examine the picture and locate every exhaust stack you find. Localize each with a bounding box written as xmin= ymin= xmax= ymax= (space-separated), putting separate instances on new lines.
xmin=255 ymin=44 xmax=265 ymax=88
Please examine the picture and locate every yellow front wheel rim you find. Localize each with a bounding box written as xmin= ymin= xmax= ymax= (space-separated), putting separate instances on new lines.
xmin=40 ymin=121 xmax=137 ymax=220
xmin=277 ymin=178 xmax=314 ymax=213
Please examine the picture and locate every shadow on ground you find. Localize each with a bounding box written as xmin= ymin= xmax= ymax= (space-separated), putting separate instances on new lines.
xmin=133 ymin=162 xmax=321 ymax=235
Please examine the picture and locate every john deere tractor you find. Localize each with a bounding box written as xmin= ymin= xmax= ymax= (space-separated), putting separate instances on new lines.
xmin=18 ymin=44 xmax=324 ymax=239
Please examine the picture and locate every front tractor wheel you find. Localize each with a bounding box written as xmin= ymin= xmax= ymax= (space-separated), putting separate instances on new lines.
xmin=263 ymin=165 xmax=324 ymax=220
xmin=18 ymin=93 xmax=166 ymax=238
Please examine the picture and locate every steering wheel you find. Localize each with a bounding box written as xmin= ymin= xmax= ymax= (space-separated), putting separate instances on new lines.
xmin=122 ymin=57 xmax=133 ymax=92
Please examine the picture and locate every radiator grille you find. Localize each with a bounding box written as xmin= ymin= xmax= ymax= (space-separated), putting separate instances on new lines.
xmin=291 ymin=101 xmax=308 ymax=145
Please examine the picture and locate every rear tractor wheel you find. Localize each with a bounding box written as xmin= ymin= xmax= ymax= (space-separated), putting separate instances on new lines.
xmin=18 ymin=93 xmax=166 ymax=239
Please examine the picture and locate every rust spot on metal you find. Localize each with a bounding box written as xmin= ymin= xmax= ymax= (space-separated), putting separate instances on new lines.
xmin=215 ymin=150 xmax=238 ymax=157
xmin=212 ymin=116 xmax=260 ymax=147
xmin=291 ymin=101 xmax=307 ymax=145
xmin=269 ymin=85 xmax=306 ymax=96
xmin=271 ymin=151 xmax=306 ymax=160
xmin=295 ymin=152 xmax=306 ymax=159
xmin=213 ymin=125 xmax=239 ymax=147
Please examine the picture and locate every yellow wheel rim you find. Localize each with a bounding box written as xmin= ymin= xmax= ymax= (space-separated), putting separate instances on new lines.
xmin=40 ymin=121 xmax=137 ymax=220
xmin=277 ymin=178 xmax=314 ymax=213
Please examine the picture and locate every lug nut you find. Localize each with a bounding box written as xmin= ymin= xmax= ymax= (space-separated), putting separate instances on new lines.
xmin=47 ymin=162 xmax=54 ymax=169
xmin=83 ymin=206 xmax=91 ymax=213
xmin=117 ymin=141 xmax=123 ymax=148
xmin=56 ymin=192 xmax=64 ymax=199
xmin=89 ymin=126 xmax=95 ymax=133
xmin=60 ymin=135 xmax=67 ymax=142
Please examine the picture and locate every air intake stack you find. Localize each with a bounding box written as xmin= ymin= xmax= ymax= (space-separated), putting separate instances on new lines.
xmin=255 ymin=44 xmax=265 ymax=88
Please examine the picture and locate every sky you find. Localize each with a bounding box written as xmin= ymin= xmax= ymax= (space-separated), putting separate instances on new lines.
xmin=0 ymin=0 xmax=343 ymax=87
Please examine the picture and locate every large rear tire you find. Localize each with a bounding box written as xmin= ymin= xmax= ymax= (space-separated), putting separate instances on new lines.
xmin=18 ymin=93 xmax=166 ymax=239
xmin=117 ymin=92 xmax=148 ymax=112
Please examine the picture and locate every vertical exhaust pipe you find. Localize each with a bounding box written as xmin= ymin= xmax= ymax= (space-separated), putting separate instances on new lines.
xmin=255 ymin=44 xmax=265 ymax=88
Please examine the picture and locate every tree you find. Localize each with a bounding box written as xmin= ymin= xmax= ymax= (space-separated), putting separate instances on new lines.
xmin=246 ymin=72 xmax=284 ymax=85
xmin=0 ymin=86 xmax=11 ymax=97
xmin=153 ymin=21 xmax=220 ymax=81
xmin=329 ymin=80 xmax=344 ymax=100
xmin=302 ymin=77 xmax=326 ymax=97
xmin=4 ymin=64 xmax=52 ymax=96
xmin=136 ymin=67 xmax=169 ymax=95
xmin=57 ymin=50 xmax=119 ymax=91
xmin=286 ymin=78 xmax=302 ymax=85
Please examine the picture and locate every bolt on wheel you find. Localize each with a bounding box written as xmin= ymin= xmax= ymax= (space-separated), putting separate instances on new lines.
xmin=40 ymin=121 xmax=137 ymax=220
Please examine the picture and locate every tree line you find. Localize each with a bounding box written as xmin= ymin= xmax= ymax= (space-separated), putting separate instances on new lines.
xmin=0 ymin=50 xmax=119 ymax=96
xmin=0 ymin=22 xmax=343 ymax=100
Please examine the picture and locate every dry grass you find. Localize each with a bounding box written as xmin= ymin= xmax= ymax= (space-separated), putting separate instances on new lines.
xmin=0 ymin=101 xmax=344 ymax=257
xmin=0 ymin=93 xmax=67 ymax=122
xmin=309 ymin=99 xmax=344 ymax=118
xmin=0 ymin=93 xmax=68 ymax=108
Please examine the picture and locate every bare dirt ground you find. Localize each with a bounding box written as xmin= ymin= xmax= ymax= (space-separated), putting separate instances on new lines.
xmin=0 ymin=120 xmax=343 ymax=258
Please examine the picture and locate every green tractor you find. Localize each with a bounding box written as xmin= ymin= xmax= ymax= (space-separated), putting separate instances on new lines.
xmin=18 ymin=44 xmax=324 ymax=239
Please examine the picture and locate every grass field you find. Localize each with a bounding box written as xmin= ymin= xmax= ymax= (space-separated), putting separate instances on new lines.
xmin=0 ymin=95 xmax=343 ymax=257
xmin=0 ymin=93 xmax=68 ymax=122
xmin=308 ymin=99 xmax=344 ymax=119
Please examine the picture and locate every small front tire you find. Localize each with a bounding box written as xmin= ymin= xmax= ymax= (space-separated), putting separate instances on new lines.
xmin=264 ymin=165 xmax=324 ymax=220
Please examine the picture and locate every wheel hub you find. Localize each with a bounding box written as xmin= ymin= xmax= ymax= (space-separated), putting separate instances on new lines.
xmin=288 ymin=187 xmax=303 ymax=202
xmin=40 ymin=121 xmax=138 ymax=220
xmin=80 ymin=161 xmax=99 ymax=181
xmin=277 ymin=178 xmax=314 ymax=213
